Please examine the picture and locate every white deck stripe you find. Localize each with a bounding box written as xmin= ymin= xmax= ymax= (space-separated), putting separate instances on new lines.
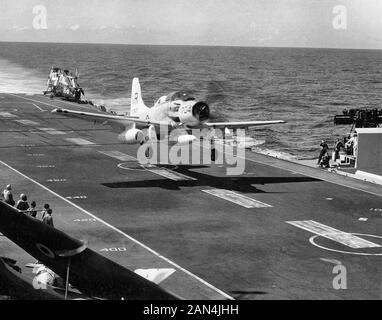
xmin=286 ymin=220 xmax=381 ymax=248
xmin=14 ymin=119 xmax=40 ymax=126
xmin=0 ymin=159 xmax=232 ymax=300
xmin=65 ymin=138 xmax=95 ymax=145
xmin=98 ymin=150 xmax=136 ymax=161
xmin=99 ymin=150 xmax=196 ymax=181
xmin=145 ymin=167 xmax=197 ymax=181
xmin=39 ymin=128 xmax=66 ymax=135
xmin=0 ymin=112 xmax=17 ymax=118
xmin=202 ymin=189 xmax=272 ymax=208
xmin=31 ymin=103 xmax=45 ymax=112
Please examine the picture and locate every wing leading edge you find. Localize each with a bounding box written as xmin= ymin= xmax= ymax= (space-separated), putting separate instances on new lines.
xmin=195 ymin=120 xmax=286 ymax=129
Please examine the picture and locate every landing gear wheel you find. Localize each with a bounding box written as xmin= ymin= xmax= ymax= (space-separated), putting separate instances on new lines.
xmin=211 ymin=148 xmax=216 ymax=162
xmin=145 ymin=146 xmax=151 ymax=159
xmin=210 ymin=135 xmax=216 ymax=162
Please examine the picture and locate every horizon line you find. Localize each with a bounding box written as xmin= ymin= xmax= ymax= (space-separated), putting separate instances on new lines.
xmin=0 ymin=40 xmax=381 ymax=51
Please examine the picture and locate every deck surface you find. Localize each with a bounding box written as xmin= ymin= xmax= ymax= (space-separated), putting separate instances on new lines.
xmin=0 ymin=93 xmax=381 ymax=299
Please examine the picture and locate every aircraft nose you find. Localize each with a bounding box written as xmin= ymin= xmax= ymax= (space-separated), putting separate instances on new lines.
xmin=192 ymin=101 xmax=210 ymax=122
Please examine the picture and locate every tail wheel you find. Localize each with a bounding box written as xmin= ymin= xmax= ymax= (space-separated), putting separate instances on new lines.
xmin=145 ymin=146 xmax=151 ymax=159
xmin=211 ymin=148 xmax=216 ymax=162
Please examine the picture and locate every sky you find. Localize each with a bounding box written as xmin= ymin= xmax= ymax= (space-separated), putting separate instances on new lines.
xmin=0 ymin=0 xmax=381 ymax=49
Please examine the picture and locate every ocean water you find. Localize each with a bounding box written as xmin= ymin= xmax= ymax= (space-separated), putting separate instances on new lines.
xmin=0 ymin=42 xmax=381 ymax=158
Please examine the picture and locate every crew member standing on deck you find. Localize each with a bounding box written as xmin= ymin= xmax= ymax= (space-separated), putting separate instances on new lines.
xmin=27 ymin=201 xmax=38 ymax=218
xmin=334 ymin=138 xmax=344 ymax=161
xmin=16 ymin=194 xmax=29 ymax=211
xmin=317 ymin=140 xmax=329 ymax=165
xmin=42 ymin=209 xmax=54 ymax=228
xmin=1 ymin=184 xmax=15 ymax=206
xmin=41 ymin=203 xmax=50 ymax=220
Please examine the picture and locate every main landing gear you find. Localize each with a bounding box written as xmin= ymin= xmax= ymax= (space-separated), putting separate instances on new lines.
xmin=210 ymin=137 xmax=216 ymax=162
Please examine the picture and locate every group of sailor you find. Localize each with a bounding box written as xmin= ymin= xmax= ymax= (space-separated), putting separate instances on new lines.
xmin=1 ymin=184 xmax=54 ymax=227
xmin=317 ymin=134 xmax=358 ymax=168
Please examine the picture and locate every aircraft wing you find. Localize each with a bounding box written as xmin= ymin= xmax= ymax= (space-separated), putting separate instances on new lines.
xmin=52 ymin=108 xmax=172 ymax=131
xmin=196 ymin=120 xmax=286 ymax=129
xmin=0 ymin=200 xmax=179 ymax=300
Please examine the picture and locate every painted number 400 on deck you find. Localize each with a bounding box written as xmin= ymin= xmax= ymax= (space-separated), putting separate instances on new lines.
xmin=100 ymin=247 xmax=127 ymax=252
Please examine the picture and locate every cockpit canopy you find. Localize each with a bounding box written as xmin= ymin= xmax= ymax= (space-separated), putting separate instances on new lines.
xmin=165 ymin=91 xmax=196 ymax=102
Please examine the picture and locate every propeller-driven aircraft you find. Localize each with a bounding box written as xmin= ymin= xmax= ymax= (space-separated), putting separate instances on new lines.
xmin=52 ymin=78 xmax=285 ymax=160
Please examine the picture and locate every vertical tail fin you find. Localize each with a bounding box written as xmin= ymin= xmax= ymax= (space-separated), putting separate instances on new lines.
xmin=130 ymin=78 xmax=148 ymax=117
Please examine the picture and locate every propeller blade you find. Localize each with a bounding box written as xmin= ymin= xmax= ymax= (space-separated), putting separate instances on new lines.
xmin=203 ymin=80 xmax=227 ymax=122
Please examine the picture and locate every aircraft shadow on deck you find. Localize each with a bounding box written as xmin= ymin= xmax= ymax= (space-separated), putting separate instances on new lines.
xmin=102 ymin=165 xmax=320 ymax=193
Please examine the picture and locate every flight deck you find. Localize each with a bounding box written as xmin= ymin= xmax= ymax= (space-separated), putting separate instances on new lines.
xmin=0 ymin=93 xmax=381 ymax=299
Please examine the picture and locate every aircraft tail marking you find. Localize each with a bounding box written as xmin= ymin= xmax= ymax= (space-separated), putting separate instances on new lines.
xmin=130 ymin=77 xmax=148 ymax=117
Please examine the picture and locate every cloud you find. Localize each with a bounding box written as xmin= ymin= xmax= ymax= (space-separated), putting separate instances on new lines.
xmin=69 ymin=24 xmax=80 ymax=31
